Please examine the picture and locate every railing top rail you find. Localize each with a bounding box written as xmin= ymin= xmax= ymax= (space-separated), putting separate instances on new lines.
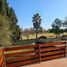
xmin=4 ymin=41 xmax=66 ymax=51
xmin=4 ymin=45 xmax=38 ymax=51
xmin=40 ymin=41 xmax=66 ymax=47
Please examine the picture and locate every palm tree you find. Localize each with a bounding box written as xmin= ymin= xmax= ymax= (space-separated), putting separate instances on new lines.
xmin=32 ymin=13 xmax=42 ymax=42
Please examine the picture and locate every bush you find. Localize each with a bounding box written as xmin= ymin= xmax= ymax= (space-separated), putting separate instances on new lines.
xmin=36 ymin=36 xmax=60 ymax=44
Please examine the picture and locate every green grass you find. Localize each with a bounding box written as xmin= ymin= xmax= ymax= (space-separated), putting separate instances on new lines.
xmin=14 ymin=39 xmax=36 ymax=45
xmin=14 ymin=38 xmax=60 ymax=45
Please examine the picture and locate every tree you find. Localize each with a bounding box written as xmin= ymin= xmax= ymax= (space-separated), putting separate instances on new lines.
xmin=0 ymin=0 xmax=12 ymax=47
xmin=51 ymin=18 xmax=63 ymax=38
xmin=8 ymin=7 xmax=21 ymax=43
xmin=0 ymin=15 xmax=12 ymax=47
xmin=0 ymin=1 xmax=2 ymax=9
xmin=0 ymin=0 xmax=21 ymax=46
xmin=22 ymin=28 xmax=30 ymax=44
xmin=38 ymin=26 xmax=43 ymax=33
xmin=32 ymin=13 xmax=42 ymax=42
xmin=62 ymin=17 xmax=67 ymax=32
xmin=29 ymin=28 xmax=35 ymax=34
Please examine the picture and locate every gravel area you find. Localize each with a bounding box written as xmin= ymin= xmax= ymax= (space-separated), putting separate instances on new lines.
xmin=23 ymin=58 xmax=67 ymax=67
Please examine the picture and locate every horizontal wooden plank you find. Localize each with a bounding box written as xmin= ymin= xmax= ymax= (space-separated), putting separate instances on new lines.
xmin=5 ymin=50 xmax=35 ymax=58
xmin=6 ymin=54 xmax=39 ymax=64
xmin=40 ymin=42 xmax=66 ymax=47
xmin=6 ymin=59 xmax=39 ymax=67
xmin=41 ymin=54 xmax=64 ymax=61
xmin=41 ymin=50 xmax=64 ymax=57
xmin=5 ymin=46 xmax=65 ymax=58
xmin=6 ymin=54 xmax=64 ymax=67
xmin=6 ymin=49 xmax=65 ymax=64
xmin=40 ymin=46 xmax=65 ymax=52
xmin=4 ymin=42 xmax=65 ymax=51
xmin=6 ymin=49 xmax=65 ymax=63
xmin=4 ymin=45 xmax=38 ymax=51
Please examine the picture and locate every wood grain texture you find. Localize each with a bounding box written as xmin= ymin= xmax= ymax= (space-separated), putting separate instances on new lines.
xmin=6 ymin=59 xmax=39 ymax=67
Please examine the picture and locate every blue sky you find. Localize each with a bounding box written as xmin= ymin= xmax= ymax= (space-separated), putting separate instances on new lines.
xmin=8 ymin=0 xmax=67 ymax=30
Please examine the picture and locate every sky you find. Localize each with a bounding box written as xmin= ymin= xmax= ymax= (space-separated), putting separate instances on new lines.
xmin=8 ymin=0 xmax=67 ymax=30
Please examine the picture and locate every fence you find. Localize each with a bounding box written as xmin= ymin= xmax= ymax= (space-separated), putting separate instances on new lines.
xmin=4 ymin=41 xmax=66 ymax=67
xmin=0 ymin=48 xmax=5 ymax=67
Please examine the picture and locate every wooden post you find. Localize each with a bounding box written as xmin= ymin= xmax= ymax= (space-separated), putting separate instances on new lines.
xmin=38 ymin=44 xmax=41 ymax=63
xmin=3 ymin=48 xmax=6 ymax=67
xmin=36 ymin=28 xmax=38 ymax=43
xmin=0 ymin=47 xmax=6 ymax=67
xmin=64 ymin=42 xmax=66 ymax=57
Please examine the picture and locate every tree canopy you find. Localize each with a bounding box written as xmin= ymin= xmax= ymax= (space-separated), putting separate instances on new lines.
xmin=51 ymin=18 xmax=63 ymax=37
xmin=32 ymin=13 xmax=42 ymax=42
xmin=0 ymin=0 xmax=21 ymax=47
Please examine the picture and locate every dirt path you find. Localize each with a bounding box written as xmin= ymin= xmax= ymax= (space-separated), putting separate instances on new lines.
xmin=23 ymin=58 xmax=67 ymax=67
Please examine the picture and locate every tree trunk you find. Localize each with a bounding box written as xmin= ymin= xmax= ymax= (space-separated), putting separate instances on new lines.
xmin=36 ymin=28 xmax=38 ymax=43
xmin=56 ymin=34 xmax=58 ymax=38
xmin=27 ymin=35 xmax=29 ymax=45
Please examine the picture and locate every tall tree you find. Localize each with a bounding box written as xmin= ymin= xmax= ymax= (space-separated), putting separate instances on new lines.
xmin=51 ymin=18 xmax=63 ymax=38
xmin=62 ymin=17 xmax=67 ymax=32
xmin=8 ymin=7 xmax=21 ymax=43
xmin=0 ymin=0 xmax=12 ymax=47
xmin=0 ymin=15 xmax=12 ymax=47
xmin=0 ymin=0 xmax=21 ymax=46
xmin=32 ymin=13 xmax=42 ymax=42
xmin=22 ymin=29 xmax=30 ymax=44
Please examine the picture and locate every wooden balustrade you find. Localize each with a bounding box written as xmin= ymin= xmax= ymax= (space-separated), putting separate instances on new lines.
xmin=4 ymin=41 xmax=66 ymax=67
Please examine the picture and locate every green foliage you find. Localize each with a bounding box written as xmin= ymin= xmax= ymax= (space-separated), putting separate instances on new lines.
xmin=61 ymin=17 xmax=67 ymax=32
xmin=32 ymin=13 xmax=42 ymax=42
xmin=32 ymin=13 xmax=41 ymax=29
xmin=63 ymin=17 xmax=67 ymax=28
xmin=0 ymin=0 xmax=21 ymax=46
xmin=8 ymin=7 xmax=21 ymax=43
xmin=51 ymin=18 xmax=63 ymax=37
xmin=0 ymin=15 xmax=12 ymax=47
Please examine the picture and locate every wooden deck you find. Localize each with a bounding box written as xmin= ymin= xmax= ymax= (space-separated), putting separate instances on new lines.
xmin=23 ymin=58 xmax=67 ymax=67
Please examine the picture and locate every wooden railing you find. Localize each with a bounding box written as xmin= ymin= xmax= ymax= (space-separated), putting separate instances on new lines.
xmin=4 ymin=42 xmax=66 ymax=67
xmin=0 ymin=48 xmax=5 ymax=67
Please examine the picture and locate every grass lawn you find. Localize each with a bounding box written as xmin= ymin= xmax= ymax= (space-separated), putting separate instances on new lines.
xmin=15 ymin=39 xmax=36 ymax=45
xmin=16 ymin=32 xmax=67 ymax=45
xmin=14 ymin=38 xmax=61 ymax=45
